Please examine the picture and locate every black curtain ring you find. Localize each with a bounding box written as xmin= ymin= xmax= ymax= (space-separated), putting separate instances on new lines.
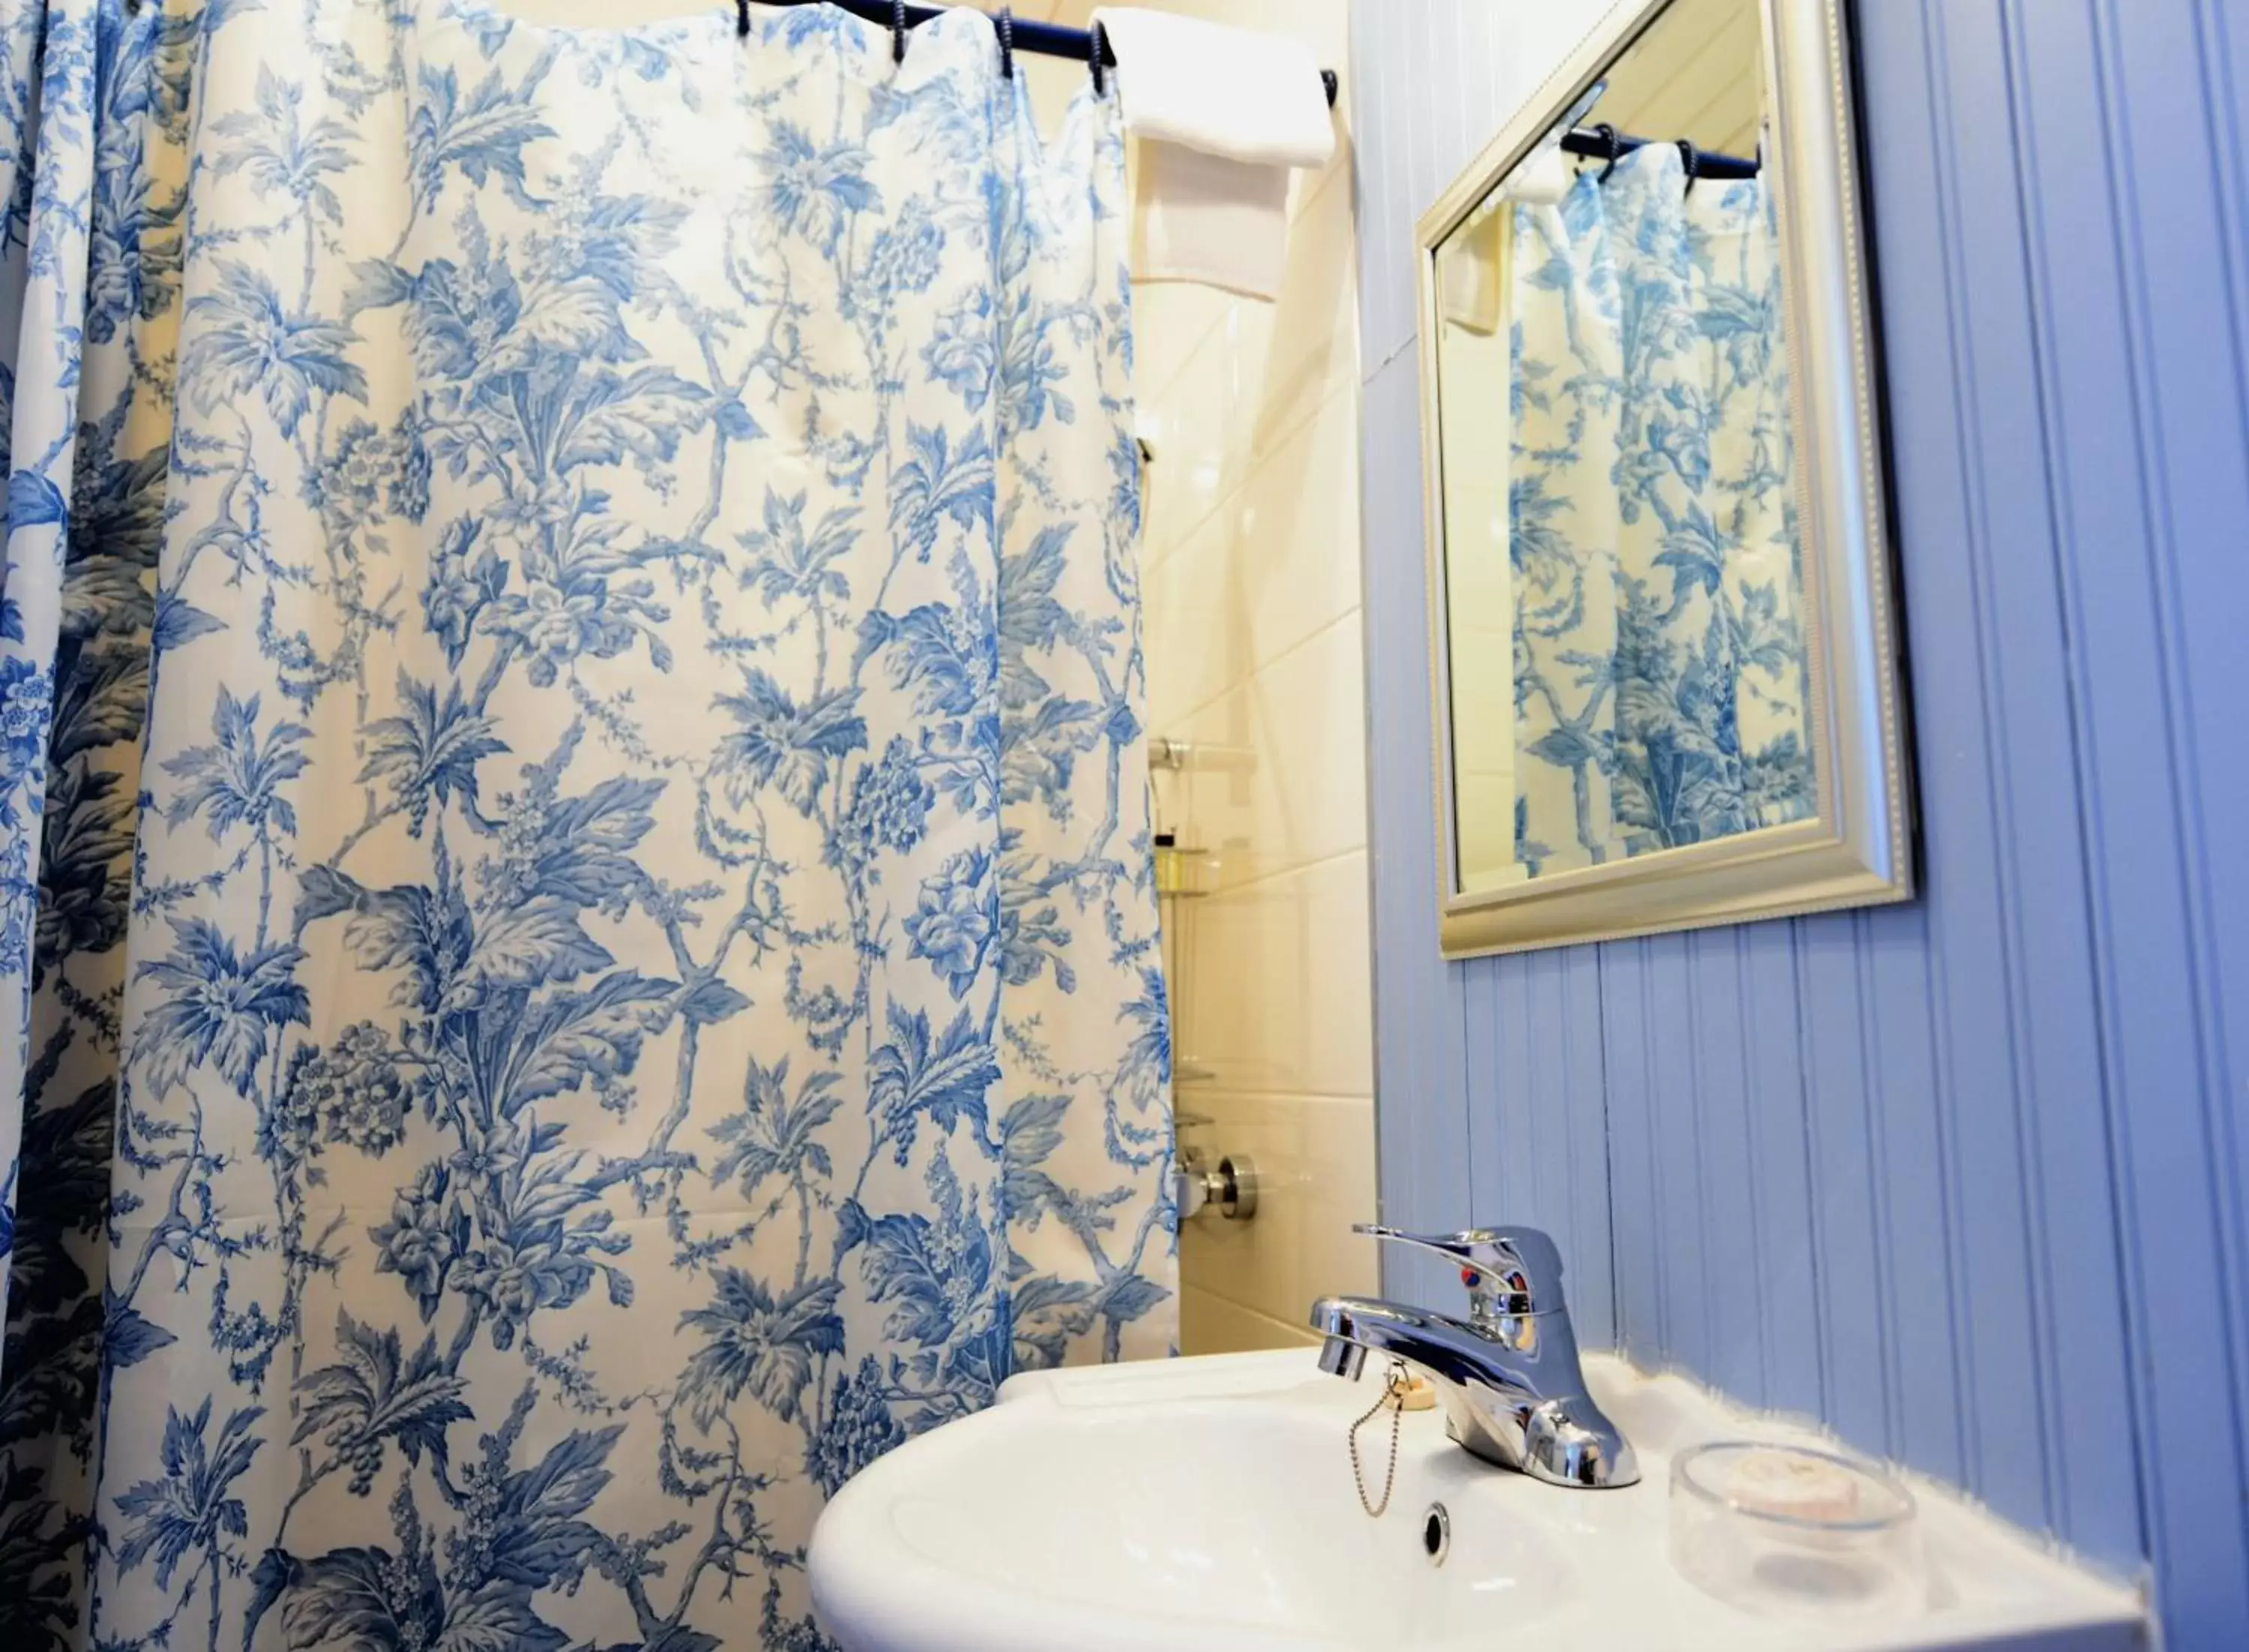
xmin=1595 ymin=122 xmax=1622 ymax=182
xmin=1677 ymin=138 xmax=1699 ymax=194
xmin=735 ymin=0 xmax=748 ymax=38
xmin=892 ymin=0 xmax=908 ymax=65
xmin=1091 ymin=20 xmax=1109 ymax=96
xmin=997 ymin=5 xmax=1014 ymax=79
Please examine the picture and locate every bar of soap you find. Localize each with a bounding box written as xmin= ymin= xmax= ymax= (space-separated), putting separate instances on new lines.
xmin=1720 ymin=1447 xmax=1864 ymax=1522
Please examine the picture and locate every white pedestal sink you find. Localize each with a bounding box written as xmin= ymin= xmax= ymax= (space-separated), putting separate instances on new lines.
xmin=808 ymin=1348 xmax=2143 ymax=1652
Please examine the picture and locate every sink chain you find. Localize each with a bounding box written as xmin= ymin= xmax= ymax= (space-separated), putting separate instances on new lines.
xmin=1347 ymin=1360 xmax=1412 ymax=1519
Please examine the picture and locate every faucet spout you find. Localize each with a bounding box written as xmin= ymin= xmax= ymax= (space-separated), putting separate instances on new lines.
xmin=1312 ymin=1294 xmax=1639 ymax=1489
xmin=1315 ymin=1333 xmax=1367 ymax=1381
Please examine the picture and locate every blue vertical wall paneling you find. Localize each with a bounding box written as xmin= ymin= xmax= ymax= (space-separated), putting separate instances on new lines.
xmin=1347 ymin=1 xmax=2249 ymax=1645
xmin=1351 ymin=0 xmax=1621 ymax=1345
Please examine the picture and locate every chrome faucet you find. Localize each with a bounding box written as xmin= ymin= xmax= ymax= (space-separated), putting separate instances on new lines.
xmin=1311 ymin=1224 xmax=1639 ymax=1489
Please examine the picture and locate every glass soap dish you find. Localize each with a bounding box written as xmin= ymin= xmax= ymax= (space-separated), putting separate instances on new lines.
xmin=1670 ymin=1441 xmax=1925 ymax=1618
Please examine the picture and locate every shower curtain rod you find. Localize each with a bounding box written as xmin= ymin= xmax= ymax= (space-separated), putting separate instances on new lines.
xmin=1560 ymin=122 xmax=1760 ymax=180
xmin=754 ymin=0 xmax=1342 ymax=106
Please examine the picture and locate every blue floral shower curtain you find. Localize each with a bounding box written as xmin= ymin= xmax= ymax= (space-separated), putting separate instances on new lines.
xmin=0 ymin=2 xmax=1172 ymax=1647
xmin=1509 ymin=145 xmax=1813 ymax=875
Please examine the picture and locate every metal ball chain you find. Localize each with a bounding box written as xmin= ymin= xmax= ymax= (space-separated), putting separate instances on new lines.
xmin=1348 ymin=1360 xmax=1412 ymax=1518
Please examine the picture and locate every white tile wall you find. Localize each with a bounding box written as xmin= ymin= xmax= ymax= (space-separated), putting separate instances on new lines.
xmin=1185 ymin=852 xmax=1375 ymax=1096
xmin=1168 ymin=620 xmax=1368 ymax=892
xmin=1181 ymin=1285 xmax=1318 ymax=1355
xmin=1142 ymin=379 xmax=1363 ymax=728
xmin=1028 ymin=0 xmax=1379 ymax=1351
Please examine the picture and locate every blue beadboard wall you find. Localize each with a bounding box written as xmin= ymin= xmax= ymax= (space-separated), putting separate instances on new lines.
xmin=1349 ymin=4 xmax=2249 ymax=1648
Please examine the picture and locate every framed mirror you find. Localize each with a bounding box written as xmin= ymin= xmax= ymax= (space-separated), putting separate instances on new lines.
xmin=1418 ymin=0 xmax=1912 ymax=957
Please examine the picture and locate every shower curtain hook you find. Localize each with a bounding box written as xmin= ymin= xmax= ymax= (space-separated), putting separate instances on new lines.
xmin=1091 ymin=20 xmax=1109 ymax=96
xmin=1677 ymin=138 xmax=1699 ymax=194
xmin=1595 ymin=122 xmax=1622 ymax=182
xmin=735 ymin=0 xmax=748 ymax=38
xmin=892 ymin=0 xmax=908 ymax=64
xmin=997 ymin=5 xmax=1014 ymax=79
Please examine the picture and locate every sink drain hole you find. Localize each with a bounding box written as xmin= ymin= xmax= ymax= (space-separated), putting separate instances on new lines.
xmin=1421 ymin=1503 xmax=1451 ymax=1567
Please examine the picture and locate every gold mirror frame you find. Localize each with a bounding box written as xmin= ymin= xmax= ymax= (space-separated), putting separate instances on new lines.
xmin=1418 ymin=0 xmax=1913 ymax=959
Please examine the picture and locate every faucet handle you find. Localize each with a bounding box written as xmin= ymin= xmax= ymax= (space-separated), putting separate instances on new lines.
xmin=1354 ymin=1224 xmax=1565 ymax=1315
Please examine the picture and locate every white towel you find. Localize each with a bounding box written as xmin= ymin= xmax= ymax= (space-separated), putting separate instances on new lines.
xmin=1091 ymin=8 xmax=1334 ymax=167
xmin=1092 ymin=7 xmax=1337 ymax=302
xmin=1439 ymin=212 xmax=1505 ymax=337
xmin=1439 ymin=150 xmax=1572 ymax=334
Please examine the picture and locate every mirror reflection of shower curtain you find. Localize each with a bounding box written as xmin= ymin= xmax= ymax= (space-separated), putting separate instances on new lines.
xmin=1508 ymin=145 xmax=1815 ymax=876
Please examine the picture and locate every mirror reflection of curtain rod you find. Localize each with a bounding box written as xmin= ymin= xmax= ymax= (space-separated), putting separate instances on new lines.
xmin=753 ymin=0 xmax=1340 ymax=106
xmin=1559 ymin=123 xmax=1760 ymax=180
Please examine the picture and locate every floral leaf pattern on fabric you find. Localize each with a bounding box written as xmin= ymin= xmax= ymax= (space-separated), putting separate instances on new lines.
xmin=1509 ymin=148 xmax=1813 ymax=873
xmin=0 ymin=3 xmax=1172 ymax=1647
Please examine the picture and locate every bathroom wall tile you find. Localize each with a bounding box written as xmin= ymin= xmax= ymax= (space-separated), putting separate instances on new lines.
xmin=1164 ymin=613 xmax=1369 ymax=890
xmin=1130 ymin=283 xmax=1235 ymax=414
xmin=1178 ymin=1089 xmax=1377 ymax=1332
xmin=1181 ymin=1284 xmax=1320 ymax=1357
xmin=1181 ymin=851 xmax=1376 ymax=1097
xmin=1137 ymin=312 xmax=1266 ymax=556
xmin=1141 ymin=386 xmax=1364 ymax=727
xmin=1297 ymin=1094 xmax=1382 ymax=1299
xmin=1257 ymin=163 xmax=1362 ymax=441
xmin=1179 ymin=1091 xmax=1301 ymax=1323
xmin=1136 ymin=166 xmax=1362 ymax=558
xmin=1136 ymin=517 xmax=1228 ymax=723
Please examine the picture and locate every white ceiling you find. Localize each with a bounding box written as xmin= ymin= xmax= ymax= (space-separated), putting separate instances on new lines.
xmin=1592 ymin=0 xmax=1765 ymax=159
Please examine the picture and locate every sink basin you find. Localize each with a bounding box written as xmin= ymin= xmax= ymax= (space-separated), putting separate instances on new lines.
xmin=808 ymin=1349 xmax=2144 ymax=1652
